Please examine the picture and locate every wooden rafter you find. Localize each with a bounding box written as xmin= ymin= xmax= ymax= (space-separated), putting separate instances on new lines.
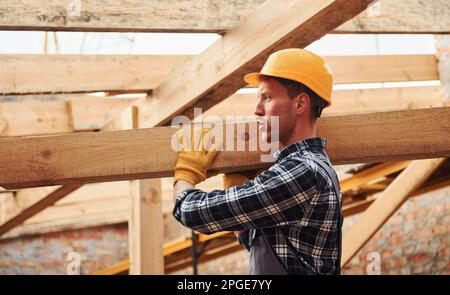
xmin=0 ymin=182 xmax=131 ymax=240
xmin=340 ymin=161 xmax=410 ymax=194
xmin=139 ymin=0 xmax=376 ymax=127
xmin=341 ymin=158 xmax=446 ymax=267
xmin=1 ymin=0 xmax=448 ymax=34
xmin=0 ymin=55 xmax=188 ymax=95
xmin=342 ymin=170 xmax=450 ymax=216
xmin=0 ymin=54 xmax=438 ymax=95
xmin=1 ymin=85 xmax=444 ymax=137
xmin=0 ymin=185 xmax=81 ymax=236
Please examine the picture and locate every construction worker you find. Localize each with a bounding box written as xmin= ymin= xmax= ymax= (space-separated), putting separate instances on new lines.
xmin=172 ymin=48 xmax=343 ymax=275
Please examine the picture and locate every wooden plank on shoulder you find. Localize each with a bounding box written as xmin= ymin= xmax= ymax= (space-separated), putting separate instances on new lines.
xmin=0 ymin=107 xmax=449 ymax=189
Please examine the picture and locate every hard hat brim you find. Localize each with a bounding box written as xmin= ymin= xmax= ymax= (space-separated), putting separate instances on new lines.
xmin=244 ymin=72 xmax=261 ymax=86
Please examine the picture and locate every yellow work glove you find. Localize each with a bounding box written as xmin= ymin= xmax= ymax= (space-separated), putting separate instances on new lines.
xmin=173 ymin=127 xmax=222 ymax=186
xmin=223 ymin=169 xmax=266 ymax=189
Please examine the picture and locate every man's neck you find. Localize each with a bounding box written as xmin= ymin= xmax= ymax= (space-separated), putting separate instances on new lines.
xmin=280 ymin=121 xmax=317 ymax=148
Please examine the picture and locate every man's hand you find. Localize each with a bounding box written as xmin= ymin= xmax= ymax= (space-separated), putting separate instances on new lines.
xmin=173 ymin=127 xmax=222 ymax=186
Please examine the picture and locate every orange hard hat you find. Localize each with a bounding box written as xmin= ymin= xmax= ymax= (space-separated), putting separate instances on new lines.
xmin=244 ymin=48 xmax=333 ymax=107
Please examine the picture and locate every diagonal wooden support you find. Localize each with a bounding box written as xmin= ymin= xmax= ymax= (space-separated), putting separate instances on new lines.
xmin=0 ymin=184 xmax=81 ymax=236
xmin=341 ymin=158 xmax=447 ymax=267
xmin=139 ymin=0 xmax=376 ymax=127
xmin=0 ymin=107 xmax=449 ymax=190
xmin=342 ymin=176 xmax=450 ymax=217
xmin=340 ymin=161 xmax=411 ymax=194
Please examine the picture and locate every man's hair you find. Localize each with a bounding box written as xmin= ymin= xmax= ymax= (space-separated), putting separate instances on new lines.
xmin=260 ymin=75 xmax=327 ymax=119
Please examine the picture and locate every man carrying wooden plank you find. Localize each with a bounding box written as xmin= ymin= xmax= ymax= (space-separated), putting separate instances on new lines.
xmin=172 ymin=49 xmax=343 ymax=275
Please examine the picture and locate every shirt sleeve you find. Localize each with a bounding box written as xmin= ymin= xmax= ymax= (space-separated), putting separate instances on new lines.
xmin=172 ymin=157 xmax=317 ymax=234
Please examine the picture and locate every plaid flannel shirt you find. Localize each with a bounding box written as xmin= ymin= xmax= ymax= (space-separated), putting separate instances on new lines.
xmin=173 ymin=137 xmax=342 ymax=274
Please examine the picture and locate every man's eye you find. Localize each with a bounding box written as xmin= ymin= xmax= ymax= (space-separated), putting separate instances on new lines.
xmin=264 ymin=97 xmax=271 ymax=102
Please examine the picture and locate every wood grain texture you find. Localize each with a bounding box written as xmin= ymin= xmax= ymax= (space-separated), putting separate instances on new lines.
xmin=336 ymin=0 xmax=450 ymax=34
xmin=204 ymin=86 xmax=445 ymax=118
xmin=68 ymin=97 xmax=140 ymax=131
xmin=0 ymin=107 xmax=449 ymax=189
xmin=0 ymin=0 xmax=447 ymax=33
xmin=0 ymin=100 xmax=71 ymax=136
xmin=0 ymin=84 xmax=444 ymax=137
xmin=341 ymin=158 xmax=446 ymax=267
xmin=126 ymin=105 xmax=164 ymax=275
xmin=0 ymin=106 xmax=138 ymax=236
xmin=0 ymin=54 xmax=436 ymax=95
xmin=129 ymin=179 xmax=164 ymax=274
xmin=0 ymin=55 xmax=189 ymax=95
xmin=325 ymin=55 xmax=438 ymax=84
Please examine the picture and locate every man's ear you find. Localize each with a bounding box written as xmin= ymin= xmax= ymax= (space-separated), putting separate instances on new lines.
xmin=294 ymin=92 xmax=309 ymax=115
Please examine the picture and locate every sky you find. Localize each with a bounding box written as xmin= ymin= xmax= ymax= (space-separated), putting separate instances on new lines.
xmin=0 ymin=31 xmax=437 ymax=56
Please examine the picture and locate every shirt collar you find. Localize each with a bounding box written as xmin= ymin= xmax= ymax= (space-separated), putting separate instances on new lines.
xmin=274 ymin=137 xmax=327 ymax=161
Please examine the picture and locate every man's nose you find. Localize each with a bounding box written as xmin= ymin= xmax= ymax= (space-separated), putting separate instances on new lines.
xmin=254 ymin=101 xmax=265 ymax=117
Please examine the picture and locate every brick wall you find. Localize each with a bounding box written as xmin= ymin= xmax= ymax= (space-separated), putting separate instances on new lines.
xmin=342 ymin=185 xmax=450 ymax=275
xmin=0 ymin=224 xmax=128 ymax=275
xmin=0 ymin=186 xmax=448 ymax=275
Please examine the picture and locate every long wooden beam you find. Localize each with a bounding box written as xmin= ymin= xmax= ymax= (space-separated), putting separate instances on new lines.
xmin=172 ymin=85 xmax=446 ymax=118
xmin=1 ymin=0 xmax=448 ymax=33
xmin=341 ymin=158 xmax=446 ymax=267
xmin=139 ymin=0 xmax=376 ymax=127
xmin=0 ymin=106 xmax=136 ymax=236
xmin=0 ymin=54 xmax=437 ymax=95
xmin=68 ymin=97 xmax=141 ymax=131
xmin=336 ymin=0 xmax=450 ymax=34
xmin=0 ymin=55 xmax=188 ymax=95
xmin=0 ymin=107 xmax=449 ymax=190
xmin=0 ymin=100 xmax=72 ymax=136
xmin=0 ymin=96 xmax=141 ymax=136
xmin=0 ymin=85 xmax=444 ymax=137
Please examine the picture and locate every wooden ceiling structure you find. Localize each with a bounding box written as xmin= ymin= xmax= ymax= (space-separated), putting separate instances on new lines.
xmin=0 ymin=0 xmax=449 ymax=275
